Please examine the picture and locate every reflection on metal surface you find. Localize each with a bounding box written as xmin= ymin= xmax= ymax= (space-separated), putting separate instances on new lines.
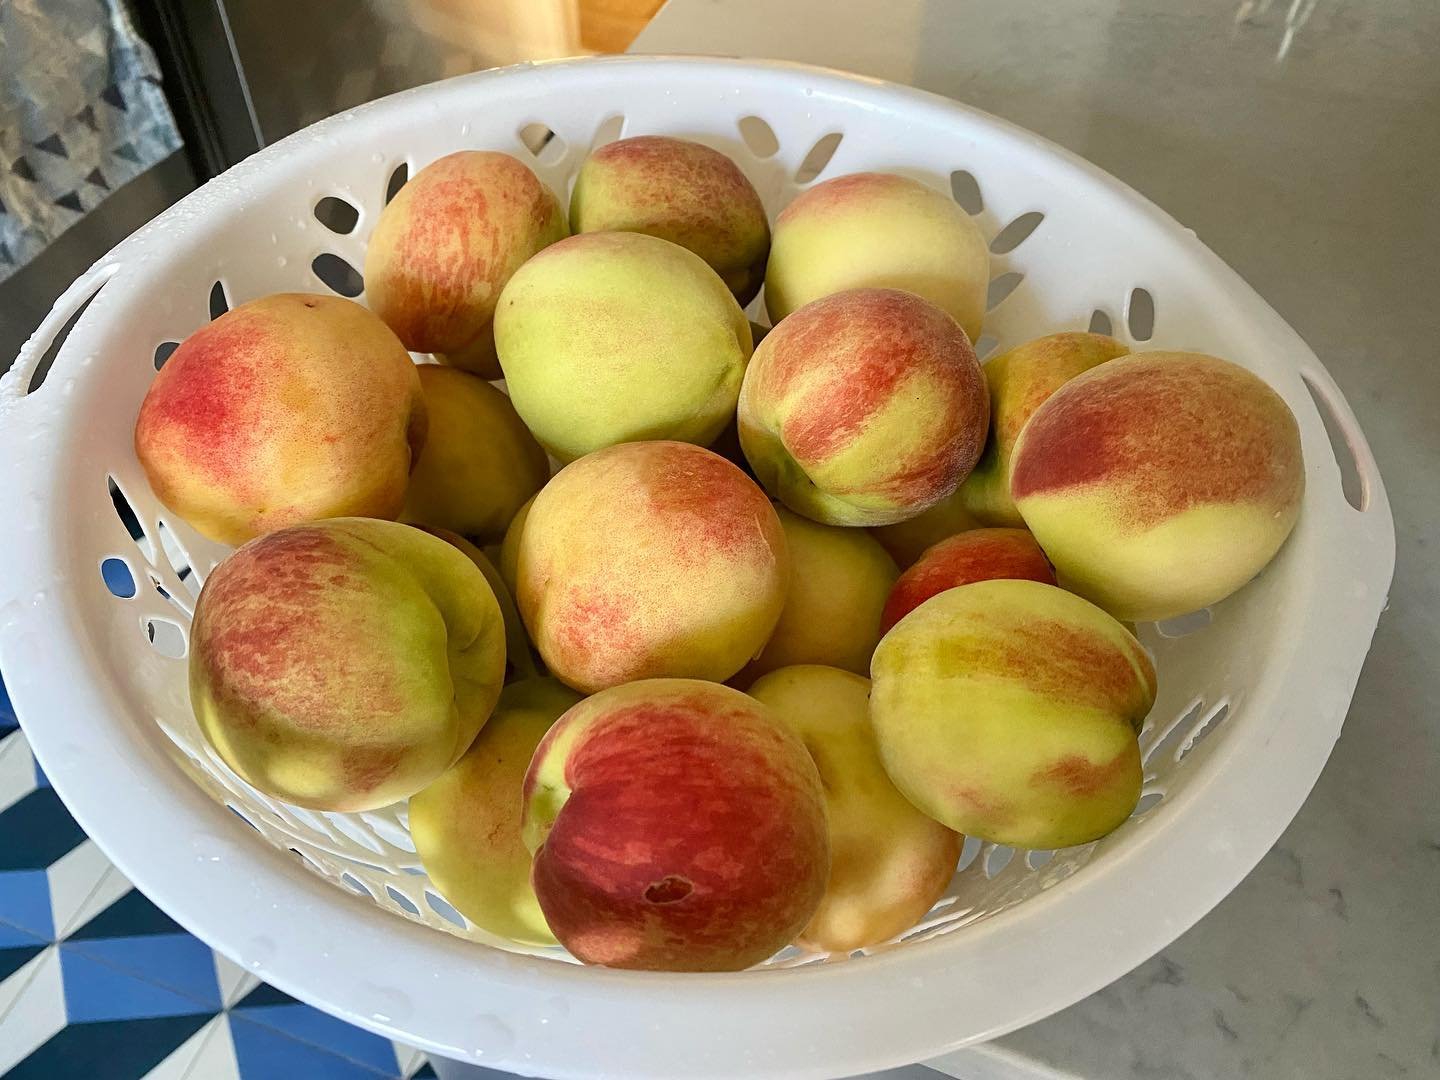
xmin=1234 ymin=0 xmax=1323 ymax=61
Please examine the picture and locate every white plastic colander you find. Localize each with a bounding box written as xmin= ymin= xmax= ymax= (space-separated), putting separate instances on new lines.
xmin=0 ymin=56 xmax=1395 ymax=1079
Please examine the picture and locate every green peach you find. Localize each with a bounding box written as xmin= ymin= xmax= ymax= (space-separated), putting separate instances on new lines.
xmin=410 ymin=678 xmax=580 ymax=947
xmin=750 ymin=666 xmax=961 ymax=953
xmin=494 ymin=231 xmax=752 ymax=462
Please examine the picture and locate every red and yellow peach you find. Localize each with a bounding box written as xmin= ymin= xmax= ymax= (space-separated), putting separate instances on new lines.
xmin=515 ymin=441 xmax=787 ymax=692
xmin=1010 ymin=352 xmax=1304 ymax=621
xmin=879 ymin=527 xmax=1055 ymax=635
xmin=134 ymin=293 xmax=426 ymax=546
xmin=570 ymin=135 xmax=770 ymax=304
xmin=871 ymin=579 xmax=1156 ymax=849
xmin=189 ymin=518 xmax=506 ymax=812
xmin=364 ymin=151 xmax=567 ymax=377
xmin=738 ymin=288 xmax=988 ymax=526
xmin=522 ymin=678 xmax=828 ymax=970
xmin=765 ymin=172 xmax=990 ymax=341
xmin=958 ymin=332 xmax=1130 ymax=526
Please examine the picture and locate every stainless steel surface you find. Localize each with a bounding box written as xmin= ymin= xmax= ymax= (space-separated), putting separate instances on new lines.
xmin=634 ymin=3 xmax=1438 ymax=1078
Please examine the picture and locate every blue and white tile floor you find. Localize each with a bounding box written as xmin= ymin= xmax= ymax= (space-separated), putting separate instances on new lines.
xmin=0 ymin=673 xmax=438 ymax=1078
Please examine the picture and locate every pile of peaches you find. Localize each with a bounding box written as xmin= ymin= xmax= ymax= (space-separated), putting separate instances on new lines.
xmin=133 ymin=134 xmax=1304 ymax=972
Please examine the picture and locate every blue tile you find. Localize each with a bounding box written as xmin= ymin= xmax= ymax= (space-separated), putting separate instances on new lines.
xmin=65 ymin=932 xmax=222 ymax=1011
xmin=69 ymin=887 xmax=183 ymax=940
xmin=59 ymin=944 xmax=215 ymax=1021
xmin=0 ymin=868 xmax=54 ymax=940
xmin=9 ymin=1014 xmax=210 ymax=1079
xmin=0 ymin=942 xmax=45 ymax=983
xmin=0 ymin=674 xmax=15 ymax=732
xmin=237 ymin=980 xmax=298 ymax=1008
xmin=231 ymin=1011 xmax=398 ymax=1079
xmin=0 ymin=787 xmax=86 ymax=870
xmin=233 ymin=1003 xmax=399 ymax=1075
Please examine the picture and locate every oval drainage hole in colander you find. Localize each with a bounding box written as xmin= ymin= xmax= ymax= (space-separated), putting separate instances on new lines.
xmin=1301 ymin=372 xmax=1368 ymax=511
xmin=1088 ymin=309 xmax=1114 ymax=336
xmin=986 ymin=271 xmax=1025 ymax=311
xmin=385 ymin=162 xmax=409 ymax=204
xmin=314 ymin=195 xmax=359 ymax=235
xmin=1126 ymin=286 xmax=1155 ymax=341
xmin=950 ymin=169 xmax=983 ymax=215
xmin=146 ymin=617 xmax=187 ymax=659
xmin=312 ymin=253 xmax=364 ymax=298
xmin=208 ymin=280 xmax=230 ymax=320
xmin=1176 ymin=701 xmax=1231 ymax=762
xmin=990 ymin=211 xmax=1045 ymax=255
xmin=738 ymin=115 xmax=779 ymax=158
xmin=795 ymin=132 xmax=843 ymax=183
xmin=592 ymin=114 xmax=625 ymax=149
xmin=108 ymin=475 xmax=156 ymax=563
xmin=153 ymin=341 xmax=179 ymax=370
xmin=519 ymin=122 xmax=565 ymax=165
xmin=25 ymin=275 xmax=109 ymax=394
xmin=100 ymin=557 xmax=136 ymax=599
xmin=1155 ymin=608 xmax=1213 ymax=639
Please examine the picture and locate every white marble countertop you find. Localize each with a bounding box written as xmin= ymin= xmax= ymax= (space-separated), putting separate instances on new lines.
xmin=633 ymin=3 xmax=1440 ymax=1077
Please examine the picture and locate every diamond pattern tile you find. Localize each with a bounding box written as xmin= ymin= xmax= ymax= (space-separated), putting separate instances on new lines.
xmin=0 ymin=667 xmax=432 ymax=1078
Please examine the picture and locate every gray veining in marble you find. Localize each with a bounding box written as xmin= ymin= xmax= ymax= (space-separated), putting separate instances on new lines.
xmin=636 ymin=2 xmax=1440 ymax=1078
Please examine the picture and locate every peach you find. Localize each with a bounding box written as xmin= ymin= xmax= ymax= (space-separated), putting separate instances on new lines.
xmin=871 ymin=579 xmax=1156 ymax=849
xmin=401 ymin=365 xmax=549 ymax=542
xmin=879 ymin=527 xmax=1055 ymax=635
xmin=745 ymin=508 xmax=898 ymax=680
xmin=1010 ymin=352 xmax=1305 ymax=621
xmin=522 ymin=679 xmax=828 ymax=970
xmin=134 ymin=294 xmax=425 ymax=545
xmin=494 ymin=231 xmax=752 ymax=462
xmin=189 ymin=519 xmax=505 ymax=811
xmin=515 ymin=441 xmax=787 ymax=692
xmin=765 ymin=172 xmax=989 ymax=341
xmin=423 ymin=528 xmax=538 ymax=683
xmin=497 ymin=492 xmax=534 ymax=600
xmin=410 ymin=678 xmax=580 ymax=946
xmin=364 ymin=151 xmax=567 ymax=377
xmin=749 ymin=666 xmax=961 ymax=953
xmin=869 ymin=489 xmax=982 ymax=569
xmin=958 ymin=332 xmax=1130 ymax=526
xmin=738 ymin=288 xmax=988 ymax=526
xmin=570 ymin=135 xmax=770 ymax=304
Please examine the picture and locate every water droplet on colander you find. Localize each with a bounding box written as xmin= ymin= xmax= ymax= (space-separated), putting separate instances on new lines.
xmin=191 ymin=832 xmax=236 ymax=864
xmin=365 ymin=984 xmax=413 ymax=1024
xmin=247 ymin=935 xmax=277 ymax=969
xmin=30 ymin=590 xmax=46 ymax=607
xmin=536 ymin=995 xmax=570 ymax=1025
xmin=472 ymin=1014 xmax=516 ymax=1059
xmin=276 ymin=257 xmax=288 ymax=268
xmin=61 ymin=378 xmax=76 ymax=395
xmin=460 ymin=122 xmax=471 ymax=136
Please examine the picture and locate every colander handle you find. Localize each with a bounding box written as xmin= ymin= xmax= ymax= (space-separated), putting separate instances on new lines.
xmin=0 ymin=262 xmax=120 ymax=406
